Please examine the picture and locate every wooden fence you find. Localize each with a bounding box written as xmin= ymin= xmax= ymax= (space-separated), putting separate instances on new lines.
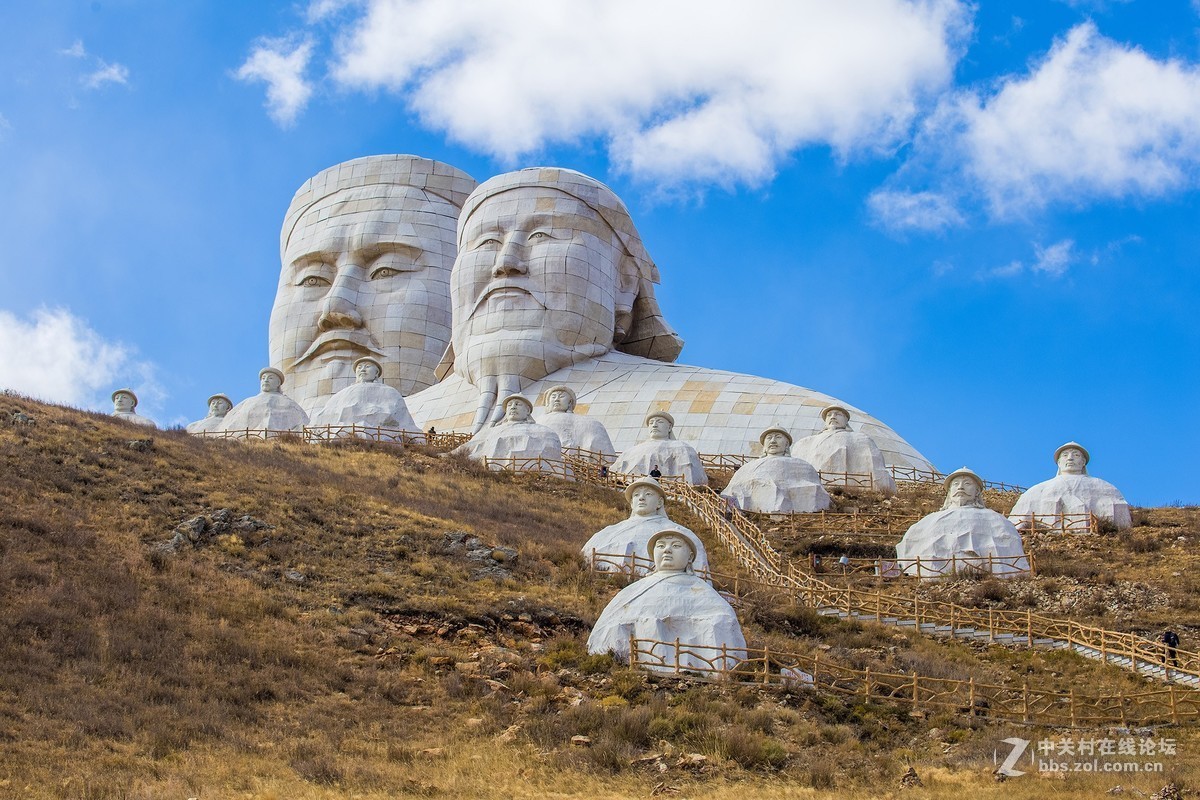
xmin=626 ymin=637 xmax=1200 ymax=726
xmin=479 ymin=456 xmax=575 ymax=480
xmin=1010 ymin=512 xmax=1104 ymax=534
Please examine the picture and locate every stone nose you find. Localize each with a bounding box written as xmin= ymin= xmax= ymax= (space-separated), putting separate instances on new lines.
xmin=491 ymin=237 xmax=527 ymax=277
xmin=318 ymin=269 xmax=364 ymax=332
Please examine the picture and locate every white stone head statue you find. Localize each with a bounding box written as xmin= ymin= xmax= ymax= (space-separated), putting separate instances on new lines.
xmin=353 ymin=357 xmax=383 ymax=384
xmin=271 ymin=155 xmax=477 ymax=410
xmin=206 ymin=393 xmax=232 ymax=419
xmin=625 ymin=477 xmax=667 ymax=519
xmin=259 ymin=367 xmax=285 ymax=394
xmin=543 ymin=384 xmax=576 ymax=414
xmin=1054 ymin=442 xmax=1090 ymax=476
xmin=941 ymin=467 xmax=986 ymax=510
xmin=501 ymin=393 xmax=534 ymax=424
xmin=648 ymin=530 xmax=696 ymax=574
xmin=821 ymin=405 xmax=851 ymax=432
xmin=447 ymin=167 xmax=684 ymax=431
xmin=759 ymin=426 xmax=793 ymax=457
xmin=112 ymin=388 xmax=138 ymax=414
xmin=645 ymin=410 xmax=675 ymax=441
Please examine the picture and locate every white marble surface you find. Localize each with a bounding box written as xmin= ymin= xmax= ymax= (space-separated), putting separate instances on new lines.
xmin=582 ymin=478 xmax=709 ymax=576
xmin=220 ymin=369 xmax=309 ymax=434
xmin=1009 ymin=442 xmax=1132 ymax=529
xmin=408 ymin=166 xmax=932 ymax=471
xmin=896 ymin=468 xmax=1028 ymax=578
xmin=186 ymin=393 xmax=231 ymax=434
xmin=308 ymin=358 xmax=421 ymax=436
xmin=270 ymin=155 xmax=477 ymax=415
xmin=791 ymin=406 xmax=897 ymax=494
xmin=535 ymin=385 xmax=615 ymax=455
xmin=611 ymin=413 xmax=708 ymax=485
xmin=587 ymin=532 xmax=745 ymax=671
xmin=111 ymin=389 xmax=156 ymax=428
xmin=454 ymin=395 xmax=570 ymax=476
xmin=722 ymin=455 xmax=831 ymax=513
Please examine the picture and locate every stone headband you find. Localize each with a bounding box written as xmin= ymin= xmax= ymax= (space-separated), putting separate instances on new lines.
xmin=645 ymin=410 xmax=674 ymax=427
xmin=259 ymin=367 xmax=285 ymax=384
xmin=207 ymin=393 xmax=232 ymax=407
xmin=458 ymin=167 xmax=683 ymax=362
xmin=624 ymin=476 xmax=666 ymax=504
xmin=280 ymin=154 xmax=478 ymax=255
xmin=353 ymin=357 xmax=383 ymax=373
xmin=821 ymin=405 xmax=851 ymax=421
xmin=1054 ymin=441 xmax=1090 ymax=465
xmin=759 ymin=426 xmax=792 ymax=446
xmin=543 ymin=385 xmax=577 ymax=409
xmin=646 ymin=529 xmax=697 ymax=562
xmin=112 ymin=388 xmax=137 ymax=405
xmin=501 ymin=394 xmax=534 ymax=414
xmin=942 ymin=466 xmax=983 ymax=492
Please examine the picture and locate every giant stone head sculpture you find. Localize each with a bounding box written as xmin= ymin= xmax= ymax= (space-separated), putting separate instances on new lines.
xmin=270 ymin=155 xmax=476 ymax=413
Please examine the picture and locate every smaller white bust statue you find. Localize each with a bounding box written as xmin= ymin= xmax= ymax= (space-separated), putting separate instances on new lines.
xmin=535 ymin=384 xmax=616 ymax=457
xmin=1008 ymin=442 xmax=1132 ymax=530
xmin=722 ymin=426 xmax=831 ymax=513
xmin=307 ymin=357 xmax=423 ymax=440
xmin=186 ymin=393 xmax=232 ymax=434
xmin=220 ymin=367 xmax=310 ymax=436
xmin=587 ymin=530 xmax=746 ymax=673
xmin=581 ymin=477 xmax=710 ymax=576
xmin=111 ymin=388 xmax=157 ymax=428
xmin=791 ymin=405 xmax=897 ymax=495
xmin=454 ymin=394 xmax=572 ymax=477
xmin=610 ymin=410 xmax=708 ymax=485
xmin=896 ymin=467 xmax=1028 ymax=579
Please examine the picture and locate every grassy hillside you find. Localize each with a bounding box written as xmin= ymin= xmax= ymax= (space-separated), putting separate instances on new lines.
xmin=1 ymin=394 xmax=1197 ymax=799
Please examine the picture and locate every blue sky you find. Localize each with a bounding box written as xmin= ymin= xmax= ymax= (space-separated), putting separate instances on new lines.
xmin=1 ymin=1 xmax=1197 ymax=506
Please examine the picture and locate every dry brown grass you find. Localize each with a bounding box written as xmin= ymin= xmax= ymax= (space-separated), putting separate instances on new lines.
xmin=1 ymin=394 xmax=1198 ymax=799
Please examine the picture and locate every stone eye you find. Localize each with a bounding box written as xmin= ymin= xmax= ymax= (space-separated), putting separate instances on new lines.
xmin=300 ymin=276 xmax=329 ymax=287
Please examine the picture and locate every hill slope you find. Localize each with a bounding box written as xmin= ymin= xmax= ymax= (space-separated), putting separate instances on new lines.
xmin=0 ymin=394 xmax=1196 ymax=799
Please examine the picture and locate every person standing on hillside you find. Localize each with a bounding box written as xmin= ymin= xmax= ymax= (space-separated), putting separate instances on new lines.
xmin=1163 ymin=629 xmax=1180 ymax=667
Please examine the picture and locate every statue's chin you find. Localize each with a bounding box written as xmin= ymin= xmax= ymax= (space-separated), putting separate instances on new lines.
xmin=457 ymin=333 xmax=608 ymax=388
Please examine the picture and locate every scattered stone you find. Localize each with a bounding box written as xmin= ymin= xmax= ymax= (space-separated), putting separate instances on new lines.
xmin=437 ymin=531 xmax=520 ymax=580
xmin=126 ymin=438 xmax=154 ymax=452
xmin=496 ymin=724 xmax=522 ymax=743
xmin=570 ymin=735 xmax=591 ymax=747
xmin=9 ymin=411 xmax=34 ymax=425
xmin=899 ymin=766 xmax=922 ymax=789
xmin=418 ymin=747 xmax=445 ymax=758
xmin=465 ymin=718 xmax=484 ymax=728
xmin=1151 ymin=784 xmax=1182 ymax=800
xmin=1108 ymin=787 xmax=1124 ymax=795
xmin=283 ymin=570 xmax=306 ymax=583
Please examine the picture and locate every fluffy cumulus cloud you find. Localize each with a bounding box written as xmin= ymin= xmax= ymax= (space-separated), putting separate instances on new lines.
xmin=978 ymin=238 xmax=1076 ymax=279
xmin=236 ymin=38 xmax=315 ymax=126
xmin=0 ymin=308 xmax=158 ymax=414
xmin=83 ymin=61 xmax=130 ymax=89
xmin=959 ymin=24 xmax=1200 ymax=213
xmin=319 ymin=0 xmax=969 ymax=185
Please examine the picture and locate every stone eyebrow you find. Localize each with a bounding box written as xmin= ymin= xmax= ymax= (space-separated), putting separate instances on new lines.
xmin=286 ymin=239 xmax=426 ymax=271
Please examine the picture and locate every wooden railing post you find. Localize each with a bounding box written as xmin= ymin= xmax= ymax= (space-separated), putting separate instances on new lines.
xmin=674 ymin=638 xmax=681 ymax=675
xmin=1022 ymin=681 xmax=1030 ymax=723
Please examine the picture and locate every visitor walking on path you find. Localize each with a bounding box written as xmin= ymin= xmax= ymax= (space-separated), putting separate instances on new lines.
xmin=1163 ymin=630 xmax=1180 ymax=667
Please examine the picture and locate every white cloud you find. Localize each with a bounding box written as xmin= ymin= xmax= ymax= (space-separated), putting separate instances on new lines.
xmin=306 ymin=0 xmax=360 ymax=22
xmin=83 ymin=60 xmax=130 ymax=89
xmin=961 ymin=23 xmax=1200 ymax=214
xmin=60 ymin=39 xmax=86 ymax=58
xmin=867 ymin=189 xmax=964 ymax=231
xmin=236 ymin=38 xmax=315 ymax=126
xmin=0 ymin=308 xmax=161 ymax=417
xmin=322 ymin=0 xmax=969 ymax=185
xmin=1031 ymin=239 xmax=1075 ymax=276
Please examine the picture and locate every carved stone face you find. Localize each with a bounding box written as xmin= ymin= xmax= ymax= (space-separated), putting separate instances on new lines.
xmin=355 ymin=360 xmax=381 ymax=384
xmin=547 ymin=389 xmax=572 ymax=413
xmin=452 ymin=186 xmax=633 ymax=386
xmin=260 ymin=371 xmax=282 ymax=394
xmin=271 ymin=185 xmax=458 ymax=408
xmin=1057 ymin=447 xmax=1087 ymax=475
xmin=945 ymin=475 xmax=982 ymax=508
xmin=647 ymin=415 xmax=672 ymax=441
xmin=208 ymin=397 xmax=232 ymax=417
xmin=762 ymin=431 xmax=790 ymax=457
xmin=113 ymin=392 xmax=136 ymax=413
xmin=629 ymin=486 xmax=665 ymax=518
xmin=504 ymin=398 xmax=531 ymax=423
xmin=652 ymin=534 xmax=693 ymax=573
xmin=824 ymin=409 xmax=849 ymax=431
